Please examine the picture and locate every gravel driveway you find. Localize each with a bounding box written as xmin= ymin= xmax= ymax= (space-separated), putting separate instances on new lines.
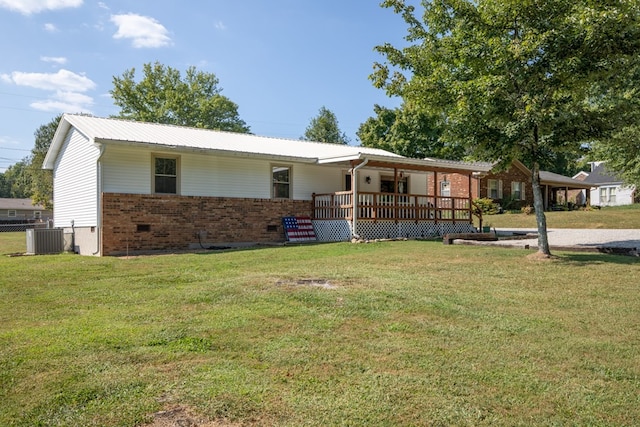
xmin=484 ymin=228 xmax=640 ymax=252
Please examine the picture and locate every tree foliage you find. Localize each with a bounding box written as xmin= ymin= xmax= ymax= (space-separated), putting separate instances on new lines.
xmin=357 ymin=104 xmax=464 ymax=159
xmin=302 ymin=106 xmax=350 ymax=144
xmin=27 ymin=115 xmax=60 ymax=209
xmin=0 ymin=115 xmax=59 ymax=208
xmin=111 ymin=62 xmax=250 ymax=133
xmin=1 ymin=161 xmax=30 ymax=199
xmin=372 ymin=0 xmax=640 ymax=255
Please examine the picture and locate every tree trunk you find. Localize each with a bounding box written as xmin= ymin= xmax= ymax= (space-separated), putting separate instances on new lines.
xmin=531 ymin=162 xmax=552 ymax=255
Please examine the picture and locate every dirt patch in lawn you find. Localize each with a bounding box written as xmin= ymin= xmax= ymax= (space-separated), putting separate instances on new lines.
xmin=144 ymin=406 xmax=242 ymax=427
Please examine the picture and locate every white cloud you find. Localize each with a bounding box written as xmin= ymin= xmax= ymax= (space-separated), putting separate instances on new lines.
xmin=0 ymin=0 xmax=83 ymax=15
xmin=31 ymin=90 xmax=93 ymax=113
xmin=41 ymin=56 xmax=68 ymax=65
xmin=97 ymin=1 xmax=108 ymax=10
xmin=2 ymin=69 xmax=95 ymax=114
xmin=3 ymin=69 xmax=95 ymax=92
xmin=110 ymin=13 xmax=172 ymax=48
xmin=44 ymin=23 xmax=58 ymax=32
xmin=214 ymin=21 xmax=226 ymax=31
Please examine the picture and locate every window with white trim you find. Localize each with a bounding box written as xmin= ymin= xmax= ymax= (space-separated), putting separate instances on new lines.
xmin=8 ymin=210 xmax=16 ymax=218
xmin=34 ymin=211 xmax=42 ymax=219
xmin=440 ymin=180 xmax=451 ymax=197
xmin=511 ymin=181 xmax=525 ymax=200
xmin=487 ymin=179 xmax=503 ymax=199
xmin=153 ymin=155 xmax=179 ymax=194
xmin=600 ymin=187 xmax=616 ymax=203
xmin=272 ymin=165 xmax=291 ymax=198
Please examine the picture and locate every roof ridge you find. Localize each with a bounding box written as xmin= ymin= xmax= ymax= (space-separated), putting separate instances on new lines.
xmin=63 ymin=113 xmax=384 ymax=152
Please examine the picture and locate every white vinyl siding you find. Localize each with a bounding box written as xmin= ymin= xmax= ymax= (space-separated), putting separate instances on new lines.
xmin=52 ymin=128 xmax=100 ymax=228
xmin=101 ymin=146 xmax=345 ymax=200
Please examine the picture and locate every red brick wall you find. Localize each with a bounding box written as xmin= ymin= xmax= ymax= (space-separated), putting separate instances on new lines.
xmin=479 ymin=166 xmax=533 ymax=209
xmin=426 ymin=172 xmax=475 ymax=198
xmin=101 ymin=193 xmax=312 ymax=255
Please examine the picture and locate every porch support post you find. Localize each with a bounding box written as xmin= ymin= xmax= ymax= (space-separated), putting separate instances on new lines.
xmin=394 ymin=168 xmax=399 ymax=223
xmin=351 ymin=158 xmax=369 ymax=239
xmin=544 ymin=185 xmax=549 ymax=211
xmin=434 ymin=171 xmax=439 ymax=224
xmin=467 ymin=173 xmax=473 ymax=224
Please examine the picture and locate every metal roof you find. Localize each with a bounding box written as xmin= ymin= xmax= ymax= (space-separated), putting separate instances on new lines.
xmin=44 ymin=114 xmax=494 ymax=174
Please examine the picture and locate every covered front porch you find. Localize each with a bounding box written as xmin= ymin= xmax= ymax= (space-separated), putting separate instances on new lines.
xmin=309 ymin=156 xmax=492 ymax=241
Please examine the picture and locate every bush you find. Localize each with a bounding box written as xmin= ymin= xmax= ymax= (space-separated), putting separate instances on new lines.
xmin=521 ymin=205 xmax=534 ymax=215
xmin=473 ymin=198 xmax=500 ymax=215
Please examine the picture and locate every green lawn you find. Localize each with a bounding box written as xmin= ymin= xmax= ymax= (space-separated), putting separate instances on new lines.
xmin=1 ymin=240 xmax=639 ymax=426
xmin=481 ymin=203 xmax=640 ymax=229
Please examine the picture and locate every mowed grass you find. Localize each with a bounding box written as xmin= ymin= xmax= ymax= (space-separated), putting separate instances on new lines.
xmin=1 ymin=238 xmax=639 ymax=426
xmin=483 ymin=203 xmax=640 ymax=229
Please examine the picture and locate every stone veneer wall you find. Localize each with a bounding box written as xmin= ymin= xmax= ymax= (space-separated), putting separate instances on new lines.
xmin=101 ymin=193 xmax=313 ymax=255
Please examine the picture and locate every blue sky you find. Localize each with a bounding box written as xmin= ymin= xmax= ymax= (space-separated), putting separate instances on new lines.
xmin=0 ymin=0 xmax=409 ymax=171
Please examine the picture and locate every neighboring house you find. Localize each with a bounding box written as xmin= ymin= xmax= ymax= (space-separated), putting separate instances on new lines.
xmin=581 ymin=162 xmax=636 ymax=207
xmin=469 ymin=160 xmax=592 ymax=211
xmin=0 ymin=198 xmax=51 ymax=222
xmin=44 ymin=115 xmax=493 ymax=256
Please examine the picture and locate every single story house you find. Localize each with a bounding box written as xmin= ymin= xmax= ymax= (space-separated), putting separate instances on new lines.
xmin=44 ymin=114 xmax=494 ymax=256
xmin=0 ymin=198 xmax=51 ymax=222
xmin=580 ymin=162 xmax=636 ymax=207
xmin=469 ymin=160 xmax=593 ymax=211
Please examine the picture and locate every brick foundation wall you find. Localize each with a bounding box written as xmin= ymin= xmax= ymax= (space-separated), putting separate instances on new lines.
xmin=101 ymin=193 xmax=313 ymax=255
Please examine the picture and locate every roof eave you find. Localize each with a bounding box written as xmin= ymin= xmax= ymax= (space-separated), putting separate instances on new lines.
xmin=95 ymin=138 xmax=318 ymax=164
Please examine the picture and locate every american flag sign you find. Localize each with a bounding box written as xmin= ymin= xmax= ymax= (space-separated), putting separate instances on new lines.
xmin=282 ymin=216 xmax=317 ymax=242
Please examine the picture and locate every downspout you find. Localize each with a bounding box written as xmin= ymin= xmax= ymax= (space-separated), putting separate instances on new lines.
xmin=92 ymin=143 xmax=106 ymax=255
xmin=351 ymin=158 xmax=369 ymax=239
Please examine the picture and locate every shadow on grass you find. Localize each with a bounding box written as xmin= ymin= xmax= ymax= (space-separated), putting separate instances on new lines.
xmin=559 ymin=252 xmax=639 ymax=265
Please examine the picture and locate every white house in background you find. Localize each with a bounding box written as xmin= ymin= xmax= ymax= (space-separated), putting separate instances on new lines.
xmin=43 ymin=114 xmax=492 ymax=256
xmin=580 ymin=162 xmax=636 ymax=207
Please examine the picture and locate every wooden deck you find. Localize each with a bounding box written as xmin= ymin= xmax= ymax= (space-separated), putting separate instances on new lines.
xmin=312 ymin=191 xmax=474 ymax=223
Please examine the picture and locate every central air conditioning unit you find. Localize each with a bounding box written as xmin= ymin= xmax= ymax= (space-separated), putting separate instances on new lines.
xmin=26 ymin=228 xmax=64 ymax=255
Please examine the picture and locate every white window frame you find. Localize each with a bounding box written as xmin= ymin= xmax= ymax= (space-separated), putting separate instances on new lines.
xmin=7 ymin=209 xmax=16 ymax=218
xmin=511 ymin=181 xmax=525 ymax=200
xmin=34 ymin=211 xmax=42 ymax=219
xmin=488 ymin=179 xmax=503 ymax=199
xmin=440 ymin=180 xmax=451 ymax=197
xmin=272 ymin=165 xmax=292 ymax=199
xmin=152 ymin=154 xmax=180 ymax=195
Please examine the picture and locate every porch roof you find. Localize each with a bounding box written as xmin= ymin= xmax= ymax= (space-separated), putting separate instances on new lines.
xmin=539 ymin=171 xmax=594 ymax=190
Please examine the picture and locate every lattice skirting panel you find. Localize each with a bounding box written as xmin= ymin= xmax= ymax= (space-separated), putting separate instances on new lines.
xmin=312 ymin=220 xmax=352 ymax=242
xmin=312 ymin=220 xmax=475 ymax=242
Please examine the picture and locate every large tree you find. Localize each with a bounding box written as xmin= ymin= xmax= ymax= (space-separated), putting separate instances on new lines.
xmin=372 ymin=0 xmax=640 ymax=256
xmin=27 ymin=115 xmax=60 ymax=209
xmin=111 ymin=62 xmax=250 ymax=133
xmin=302 ymin=106 xmax=350 ymax=144
xmin=358 ymin=104 xmax=464 ymax=159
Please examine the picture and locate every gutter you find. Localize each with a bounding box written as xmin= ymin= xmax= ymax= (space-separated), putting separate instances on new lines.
xmin=92 ymin=143 xmax=106 ymax=255
xmin=351 ymin=158 xmax=369 ymax=239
